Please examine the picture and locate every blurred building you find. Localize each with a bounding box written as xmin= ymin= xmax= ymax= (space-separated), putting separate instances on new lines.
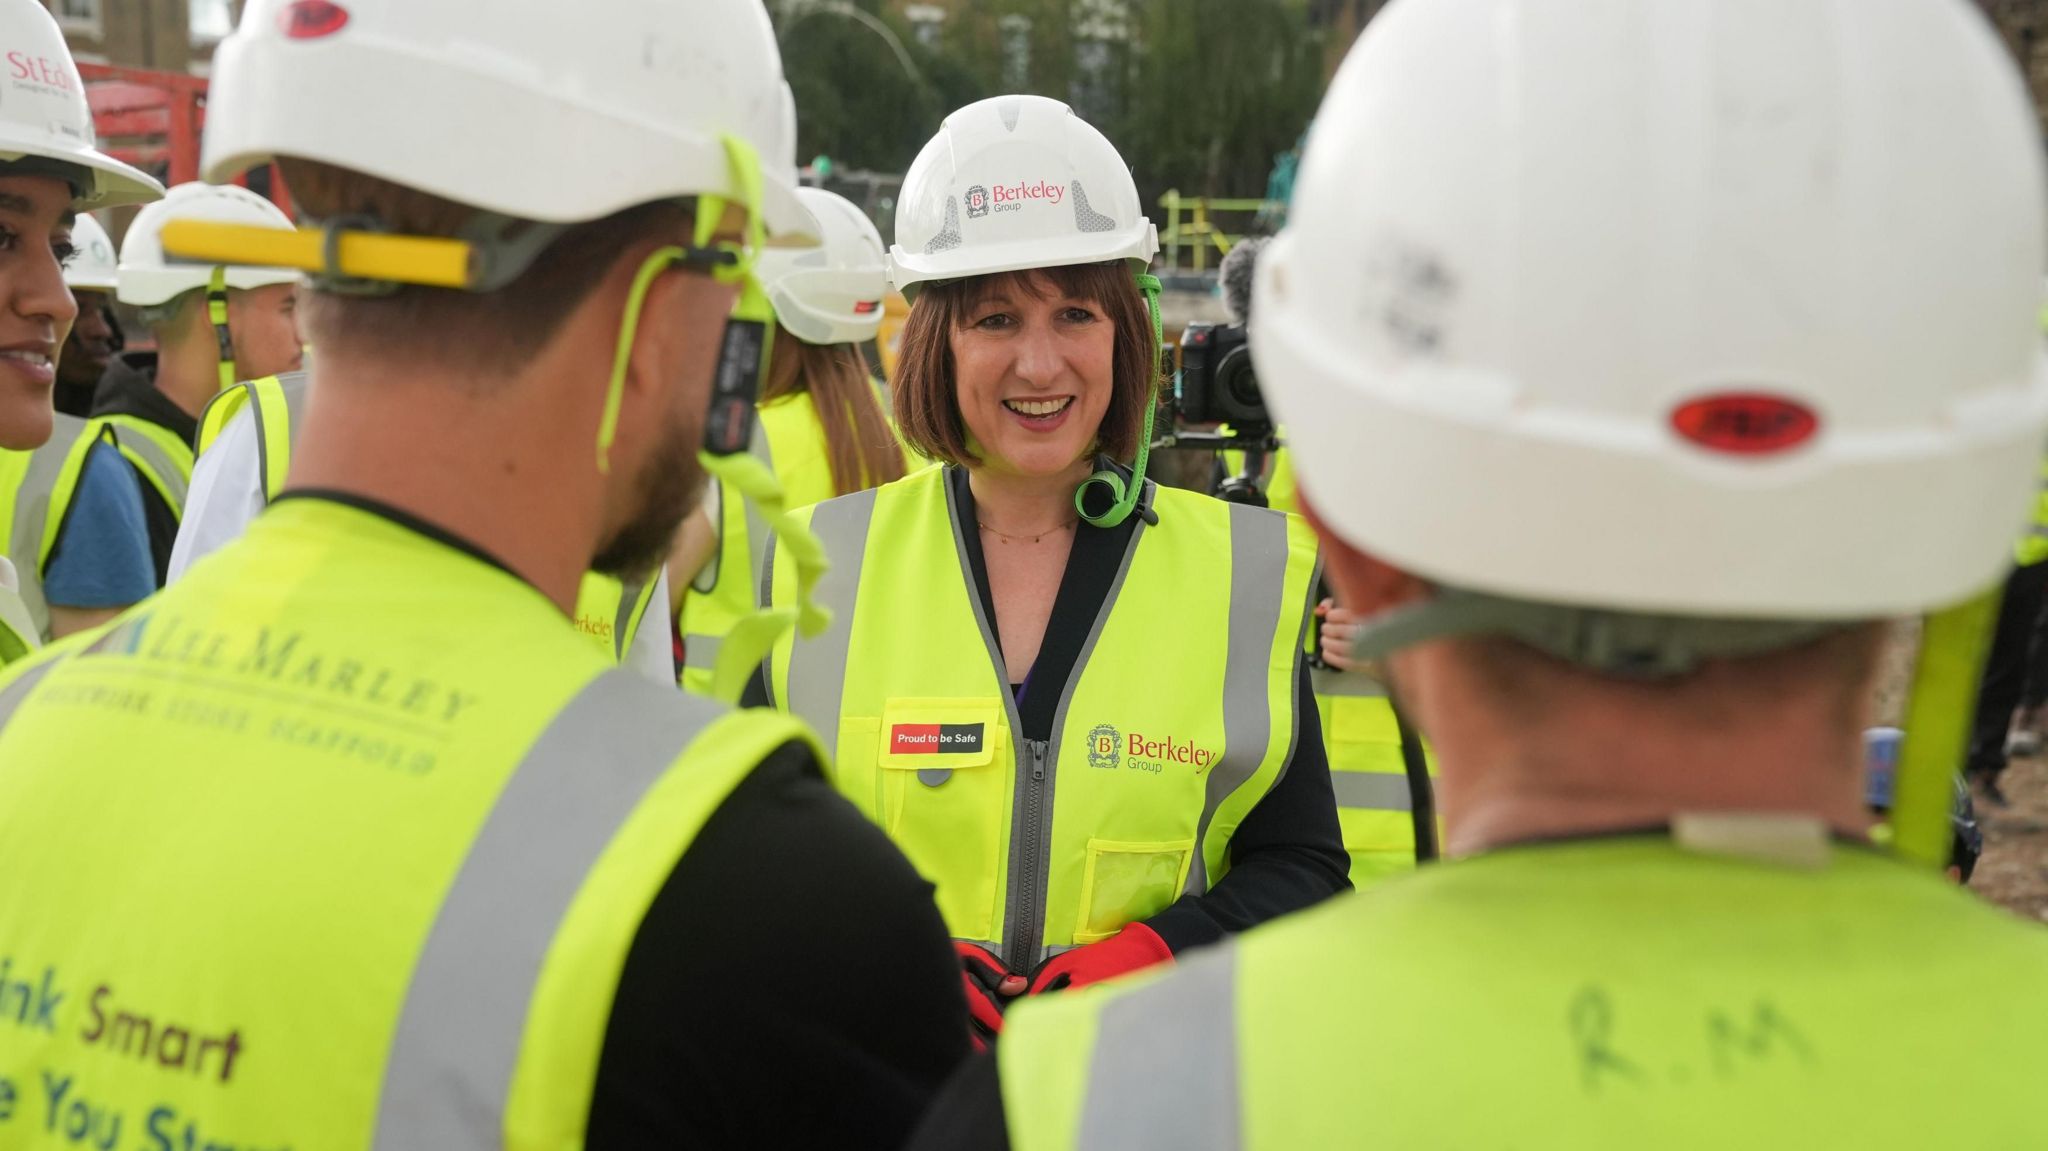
xmin=43 ymin=0 xmax=238 ymax=73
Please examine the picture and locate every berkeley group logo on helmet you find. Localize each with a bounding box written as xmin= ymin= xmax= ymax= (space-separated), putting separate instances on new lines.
xmin=966 ymin=179 xmax=1067 ymax=221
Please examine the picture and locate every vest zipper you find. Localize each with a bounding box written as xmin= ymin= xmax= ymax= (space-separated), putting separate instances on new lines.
xmin=1007 ymin=737 xmax=1053 ymax=974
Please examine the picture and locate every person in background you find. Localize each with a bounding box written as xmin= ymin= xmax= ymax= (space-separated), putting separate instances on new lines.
xmin=765 ymin=94 xmax=1347 ymax=1049
xmin=53 ymin=212 xmax=120 ymax=418
xmin=0 ymin=0 xmax=162 ymax=664
xmin=676 ymin=184 xmax=907 ymax=694
xmin=88 ymin=181 xmax=301 ymax=580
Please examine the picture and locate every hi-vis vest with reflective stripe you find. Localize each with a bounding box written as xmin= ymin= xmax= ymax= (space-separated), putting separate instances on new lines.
xmin=0 ymin=558 xmax=34 ymax=665
xmin=680 ymin=391 xmax=836 ymax=694
xmin=768 ymin=465 xmax=1319 ymax=972
xmin=2016 ymin=458 xmax=2048 ymax=567
xmin=91 ymin=411 xmax=193 ymax=520
xmin=197 ymin=374 xmax=660 ymax=665
xmin=1223 ymin=443 xmax=1437 ymax=888
xmin=1314 ymin=666 xmax=1437 ymax=888
xmin=0 ymin=497 xmax=816 ymax=1148
xmin=0 ymin=413 xmax=109 ymax=641
xmin=996 ymin=836 xmax=2048 ymax=1150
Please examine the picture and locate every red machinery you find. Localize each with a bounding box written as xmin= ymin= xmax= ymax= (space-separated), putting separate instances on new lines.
xmin=78 ymin=62 xmax=292 ymax=214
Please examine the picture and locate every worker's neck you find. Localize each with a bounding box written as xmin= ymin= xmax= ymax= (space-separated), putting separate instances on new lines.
xmin=1409 ymin=653 xmax=1874 ymax=857
xmin=284 ymin=351 xmax=598 ymax=617
xmin=151 ymin=333 xmax=225 ymax=420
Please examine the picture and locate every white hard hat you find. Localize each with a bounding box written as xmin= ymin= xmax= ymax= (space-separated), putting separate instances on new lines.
xmin=64 ymin=214 xmax=119 ymax=293
xmin=201 ymin=0 xmax=817 ymax=243
xmin=890 ymin=95 xmax=1156 ymax=297
xmin=757 ymin=189 xmax=888 ymax=346
xmin=1255 ymin=0 xmax=2048 ymax=622
xmin=118 ymin=183 xmax=299 ymax=306
xmin=0 ymin=0 xmax=161 ymax=209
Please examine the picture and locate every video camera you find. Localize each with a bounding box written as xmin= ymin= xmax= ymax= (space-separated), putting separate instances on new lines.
xmin=1157 ymin=238 xmax=1279 ymax=506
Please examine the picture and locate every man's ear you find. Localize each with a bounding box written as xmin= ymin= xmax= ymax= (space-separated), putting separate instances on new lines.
xmin=1301 ymin=491 xmax=1431 ymax=616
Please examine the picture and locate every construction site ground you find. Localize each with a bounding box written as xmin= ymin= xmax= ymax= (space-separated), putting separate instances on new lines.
xmin=1975 ymin=754 xmax=2048 ymax=922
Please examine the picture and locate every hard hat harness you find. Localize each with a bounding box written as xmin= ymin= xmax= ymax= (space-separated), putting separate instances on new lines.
xmin=1075 ymin=271 xmax=1163 ymax=529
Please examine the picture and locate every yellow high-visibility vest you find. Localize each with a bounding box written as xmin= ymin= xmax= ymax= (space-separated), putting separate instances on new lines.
xmin=998 ymin=836 xmax=2048 ymax=1149
xmin=1228 ymin=441 xmax=1439 ymax=887
xmin=0 ymin=413 xmax=113 ymax=649
xmin=767 ymin=464 xmax=1320 ymax=971
xmin=0 ymin=497 xmax=816 ymax=1146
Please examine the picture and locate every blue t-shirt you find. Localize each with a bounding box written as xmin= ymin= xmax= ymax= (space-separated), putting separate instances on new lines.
xmin=43 ymin=442 xmax=156 ymax=609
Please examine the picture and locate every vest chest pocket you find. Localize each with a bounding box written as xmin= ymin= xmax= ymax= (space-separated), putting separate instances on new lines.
xmin=874 ymin=698 xmax=1010 ymax=944
xmin=1075 ymin=838 xmax=1194 ymax=944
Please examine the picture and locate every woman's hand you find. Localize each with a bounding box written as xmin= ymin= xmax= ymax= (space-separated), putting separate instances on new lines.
xmin=1317 ymin=597 xmax=1366 ymax=673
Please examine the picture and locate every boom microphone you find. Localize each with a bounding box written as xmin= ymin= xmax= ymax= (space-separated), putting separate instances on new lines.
xmin=1219 ymin=237 xmax=1269 ymax=325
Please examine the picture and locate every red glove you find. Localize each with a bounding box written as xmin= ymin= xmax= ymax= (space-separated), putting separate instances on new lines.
xmin=956 ymin=942 xmax=1027 ymax=1050
xmin=1027 ymin=923 xmax=1174 ymax=994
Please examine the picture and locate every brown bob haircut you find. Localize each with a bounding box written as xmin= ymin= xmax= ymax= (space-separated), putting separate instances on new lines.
xmin=893 ymin=262 xmax=1158 ymax=467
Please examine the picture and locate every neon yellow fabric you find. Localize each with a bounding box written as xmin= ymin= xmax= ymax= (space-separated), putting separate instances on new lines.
xmin=0 ymin=498 xmax=813 ymax=1146
xmin=1319 ymin=681 xmax=1437 ymax=889
xmin=0 ymin=416 xmax=114 ymax=639
xmin=680 ymin=390 xmax=873 ymax=696
xmin=0 ymin=563 xmax=33 ymax=666
xmin=92 ymin=413 xmax=194 ymax=518
xmin=768 ymin=466 xmax=1318 ymax=957
xmin=2014 ymin=458 xmax=2048 ymax=566
xmin=1000 ymin=837 xmax=2048 ymax=1149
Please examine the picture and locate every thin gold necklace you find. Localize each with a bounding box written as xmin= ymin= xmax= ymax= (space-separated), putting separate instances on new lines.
xmin=977 ymin=516 xmax=1077 ymax=545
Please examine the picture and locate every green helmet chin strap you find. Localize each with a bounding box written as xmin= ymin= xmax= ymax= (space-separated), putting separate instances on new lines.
xmin=1074 ymin=271 xmax=1164 ymax=527
xmin=596 ymin=134 xmax=832 ymax=702
xmin=207 ymin=265 xmax=236 ymax=392
xmin=1890 ymin=589 xmax=2000 ymax=868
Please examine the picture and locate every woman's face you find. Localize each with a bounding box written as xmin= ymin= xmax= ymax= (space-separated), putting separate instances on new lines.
xmin=948 ymin=271 xmax=1115 ymax=480
xmin=0 ymin=175 xmax=75 ymax=451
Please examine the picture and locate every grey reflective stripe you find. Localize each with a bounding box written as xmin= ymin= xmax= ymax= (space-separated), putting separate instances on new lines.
xmin=781 ymin=486 xmax=878 ymax=749
xmin=7 ymin=417 xmax=88 ymax=633
xmin=1186 ymin=504 xmax=1291 ymax=896
xmin=1075 ymin=946 xmax=1242 ymax=1151
xmin=116 ymin=427 xmax=191 ymax=512
xmin=682 ymin=633 xmax=719 ymax=672
xmin=372 ymin=672 xmax=726 ymax=1149
xmin=1311 ymin=666 xmax=1388 ymax=700
xmin=612 ymin=576 xmax=647 ymax=660
xmin=0 ymin=655 xmax=58 ymax=724
xmin=1331 ymin=770 xmax=1417 ymax=812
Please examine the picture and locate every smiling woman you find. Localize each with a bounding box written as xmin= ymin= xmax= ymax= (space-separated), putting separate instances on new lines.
xmin=0 ymin=0 xmax=163 ymax=666
xmin=764 ymin=94 xmax=1350 ymax=1052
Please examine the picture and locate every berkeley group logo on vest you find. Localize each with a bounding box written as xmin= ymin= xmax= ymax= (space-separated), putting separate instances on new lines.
xmin=1088 ymin=723 xmax=1217 ymax=776
xmin=890 ymin=722 xmax=986 ymax=755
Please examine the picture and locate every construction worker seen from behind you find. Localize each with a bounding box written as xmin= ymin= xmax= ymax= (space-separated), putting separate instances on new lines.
xmin=54 ymin=212 xmax=121 ymax=417
xmin=0 ymin=0 xmax=162 ymax=664
xmin=676 ymin=184 xmax=907 ymax=695
xmin=910 ymin=1 xmax=2048 ymax=1147
xmin=88 ymin=181 xmax=302 ymax=581
xmin=764 ymin=94 xmax=1348 ymax=1050
xmin=169 ymin=371 xmax=678 ymax=683
xmin=0 ymin=1 xmax=969 ymax=1147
